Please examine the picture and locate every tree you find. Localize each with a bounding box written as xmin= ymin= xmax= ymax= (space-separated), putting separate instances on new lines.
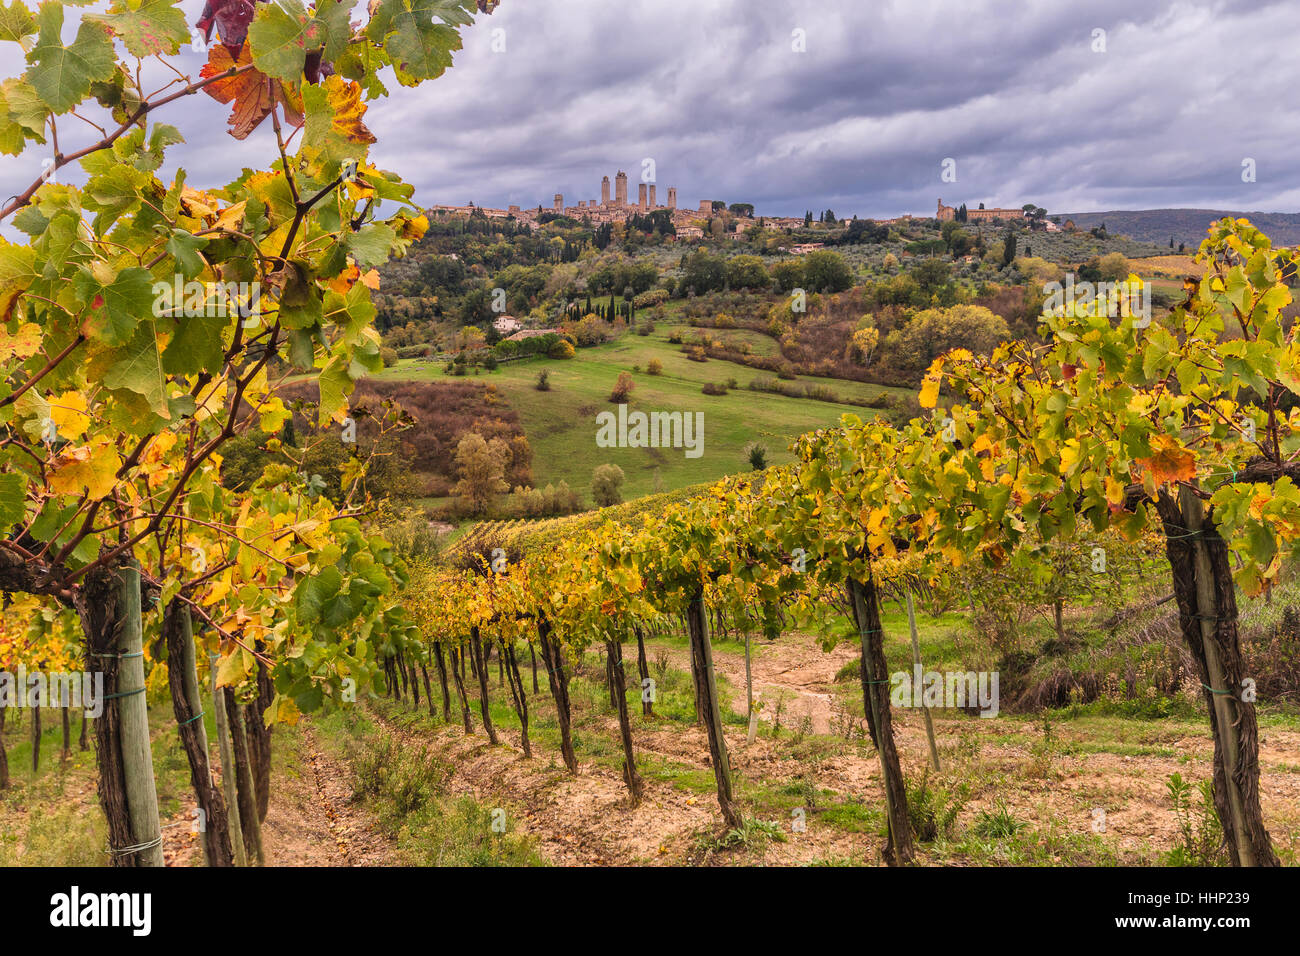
xmin=770 ymin=259 xmax=805 ymax=292
xmin=725 ymin=255 xmax=771 ymax=290
xmin=911 ymin=257 xmax=952 ymax=299
xmin=802 ymin=250 xmax=853 ymax=293
xmin=453 ymin=433 xmax=510 ymax=515
xmin=884 ymin=304 xmax=1009 ymax=376
xmin=1098 ymin=251 xmax=1129 ymax=282
xmin=1001 ymin=230 xmax=1017 ymax=267
xmin=591 ymin=464 xmax=625 ymax=507
xmin=459 ymin=286 xmax=496 ymax=325
xmin=847 ymin=324 xmax=880 ymax=367
xmin=610 ymin=371 xmax=635 ymax=403
xmin=681 ymin=251 xmax=727 ymax=295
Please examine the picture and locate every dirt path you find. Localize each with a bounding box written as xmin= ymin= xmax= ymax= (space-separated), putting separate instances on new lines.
xmin=260 ymin=723 xmax=398 ymax=866
xmin=355 ymin=637 xmax=1300 ymax=865
xmin=671 ymin=637 xmax=859 ymax=736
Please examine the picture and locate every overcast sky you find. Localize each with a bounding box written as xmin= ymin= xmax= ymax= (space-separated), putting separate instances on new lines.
xmin=3 ymin=0 xmax=1298 ymax=229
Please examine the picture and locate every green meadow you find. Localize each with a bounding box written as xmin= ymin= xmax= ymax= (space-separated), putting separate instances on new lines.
xmin=376 ymin=324 xmax=911 ymax=499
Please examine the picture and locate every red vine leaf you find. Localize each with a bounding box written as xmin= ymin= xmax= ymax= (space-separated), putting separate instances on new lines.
xmin=201 ymin=44 xmax=299 ymax=140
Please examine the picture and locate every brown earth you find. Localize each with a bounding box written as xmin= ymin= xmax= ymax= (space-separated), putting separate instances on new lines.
xmin=348 ymin=637 xmax=1300 ymax=866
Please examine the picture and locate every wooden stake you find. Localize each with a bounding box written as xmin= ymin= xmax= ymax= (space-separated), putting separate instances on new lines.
xmin=905 ymin=591 xmax=941 ymax=771
xmin=211 ymin=657 xmax=247 ymax=867
xmin=115 ymin=562 xmax=164 ymax=866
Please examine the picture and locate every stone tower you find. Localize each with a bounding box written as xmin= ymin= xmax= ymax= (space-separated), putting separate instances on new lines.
xmin=554 ymin=193 xmax=563 ymax=211
xmin=649 ymin=184 xmax=656 ymax=208
xmin=638 ymin=182 xmax=648 ymax=211
xmin=601 ymin=175 xmax=610 ymax=205
xmin=667 ymin=187 xmax=677 ymax=210
xmin=615 ymin=170 xmax=628 ymax=206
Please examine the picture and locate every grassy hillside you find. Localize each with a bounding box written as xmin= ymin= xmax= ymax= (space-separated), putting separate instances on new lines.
xmin=1061 ymin=209 xmax=1300 ymax=247
xmin=375 ymin=325 xmax=911 ymax=499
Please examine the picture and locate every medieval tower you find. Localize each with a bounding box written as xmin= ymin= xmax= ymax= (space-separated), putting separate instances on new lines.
xmin=615 ymin=170 xmax=628 ymax=206
xmin=601 ymin=176 xmax=610 ymax=205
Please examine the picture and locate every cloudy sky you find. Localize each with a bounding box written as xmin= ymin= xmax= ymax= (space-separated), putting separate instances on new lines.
xmin=3 ymin=0 xmax=1298 ymax=228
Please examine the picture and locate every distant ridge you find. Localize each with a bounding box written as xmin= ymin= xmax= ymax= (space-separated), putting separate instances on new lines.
xmin=1059 ymin=209 xmax=1300 ymax=247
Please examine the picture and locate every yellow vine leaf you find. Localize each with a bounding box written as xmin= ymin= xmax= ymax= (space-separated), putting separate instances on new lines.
xmin=0 ymin=322 xmax=42 ymax=360
xmin=48 ymin=440 xmax=122 ymax=499
xmin=49 ymin=390 xmax=90 ymax=440
xmin=918 ymin=374 xmax=940 ymax=409
xmin=324 ymin=76 xmax=376 ymax=145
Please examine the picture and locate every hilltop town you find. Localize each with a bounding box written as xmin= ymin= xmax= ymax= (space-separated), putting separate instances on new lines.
xmin=428 ymin=168 xmax=1044 ymax=241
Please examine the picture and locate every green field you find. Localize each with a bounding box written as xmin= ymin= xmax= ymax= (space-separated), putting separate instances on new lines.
xmin=375 ymin=325 xmax=912 ymax=499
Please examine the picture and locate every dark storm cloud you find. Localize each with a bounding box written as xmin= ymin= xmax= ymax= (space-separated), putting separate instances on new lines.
xmin=2 ymin=0 xmax=1297 ymax=235
xmin=365 ymin=0 xmax=1300 ymax=218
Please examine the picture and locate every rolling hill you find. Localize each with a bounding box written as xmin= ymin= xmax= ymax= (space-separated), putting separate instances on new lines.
xmin=1060 ymin=209 xmax=1300 ymax=247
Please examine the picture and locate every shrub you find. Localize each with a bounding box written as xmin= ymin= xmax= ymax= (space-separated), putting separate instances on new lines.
xmin=1164 ymin=773 xmax=1228 ymax=866
xmin=535 ymin=369 xmax=551 ymax=391
xmin=591 ymin=463 xmax=625 ymax=507
xmin=380 ymin=347 xmax=399 ymax=368
xmin=609 ymin=371 xmax=635 ymax=403
xmin=549 ymin=340 xmax=575 ymax=359
xmin=702 ymin=381 xmax=727 ymax=395
xmin=482 ymin=352 xmax=498 ymax=371
xmin=646 ymin=358 xmax=663 ymax=375
xmin=906 ymin=770 xmax=966 ymax=843
xmin=973 ymin=801 xmax=1027 ymax=839
xmin=571 ymin=314 xmax=611 ymax=347
xmin=633 ymin=288 xmax=669 ymax=308
xmin=744 ymin=442 xmax=768 ymax=470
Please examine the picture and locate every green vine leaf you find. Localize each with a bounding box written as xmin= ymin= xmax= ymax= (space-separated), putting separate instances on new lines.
xmin=23 ymin=2 xmax=115 ymax=114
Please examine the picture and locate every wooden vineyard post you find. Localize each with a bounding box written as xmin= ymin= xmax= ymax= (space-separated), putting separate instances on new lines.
xmin=165 ymin=604 xmax=234 ymax=866
xmin=114 ymin=561 xmax=165 ymax=867
xmin=448 ymin=645 xmax=475 ymax=734
xmin=502 ymin=641 xmax=532 ymax=757
xmin=211 ymin=657 xmax=248 ymax=867
xmin=224 ymin=687 xmax=264 ymax=865
xmin=635 ymin=626 xmax=653 ymax=717
xmin=432 ymin=641 xmax=453 ymax=722
xmin=538 ymin=617 xmax=578 ymax=775
xmin=1169 ymin=486 xmax=1277 ymax=866
xmin=687 ymin=590 xmax=741 ymax=829
xmin=605 ymin=637 xmax=644 ymax=803
xmin=470 ymin=627 xmax=499 ymax=744
xmin=744 ymin=631 xmax=758 ymax=745
xmin=905 ymin=591 xmax=941 ymax=771
xmin=848 ymin=574 xmax=914 ymax=865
